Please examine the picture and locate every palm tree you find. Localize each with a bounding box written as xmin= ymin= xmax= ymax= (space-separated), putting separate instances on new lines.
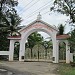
xmin=0 ymin=11 xmax=22 ymax=36
xmin=0 ymin=0 xmax=20 ymax=36
xmin=42 ymin=41 xmax=52 ymax=59
xmin=0 ymin=0 xmax=21 ymax=52
xmin=8 ymin=13 xmax=22 ymax=36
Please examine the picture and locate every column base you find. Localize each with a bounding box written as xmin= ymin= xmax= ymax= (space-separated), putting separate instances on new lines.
xmin=9 ymin=56 xmax=13 ymax=61
xmin=19 ymin=56 xmax=24 ymax=61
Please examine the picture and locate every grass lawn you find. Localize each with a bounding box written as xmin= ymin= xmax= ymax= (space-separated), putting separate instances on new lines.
xmin=58 ymin=63 xmax=75 ymax=75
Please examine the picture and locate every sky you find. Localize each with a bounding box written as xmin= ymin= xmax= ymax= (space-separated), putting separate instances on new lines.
xmin=15 ymin=0 xmax=71 ymax=39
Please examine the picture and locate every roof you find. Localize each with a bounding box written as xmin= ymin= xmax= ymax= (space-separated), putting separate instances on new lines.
xmin=8 ymin=34 xmax=69 ymax=40
xmin=56 ymin=34 xmax=70 ymax=40
xmin=19 ymin=19 xmax=58 ymax=32
xmin=8 ymin=36 xmax=21 ymax=40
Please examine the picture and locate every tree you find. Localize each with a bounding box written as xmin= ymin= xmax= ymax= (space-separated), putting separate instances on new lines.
xmin=50 ymin=0 xmax=75 ymax=23
xmin=59 ymin=42 xmax=66 ymax=60
xmin=57 ymin=24 xmax=65 ymax=35
xmin=68 ymin=29 xmax=75 ymax=53
xmin=14 ymin=42 xmax=20 ymax=59
xmin=0 ymin=0 xmax=18 ymax=10
xmin=0 ymin=31 xmax=9 ymax=51
xmin=68 ymin=29 xmax=75 ymax=62
xmin=0 ymin=0 xmax=21 ymax=51
xmin=7 ymin=12 xmax=22 ymax=36
xmin=0 ymin=0 xmax=18 ymax=26
xmin=42 ymin=41 xmax=52 ymax=58
xmin=26 ymin=32 xmax=43 ymax=49
xmin=0 ymin=0 xmax=21 ymax=33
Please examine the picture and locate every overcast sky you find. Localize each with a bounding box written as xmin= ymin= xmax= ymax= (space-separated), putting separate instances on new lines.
xmin=16 ymin=0 xmax=71 ymax=39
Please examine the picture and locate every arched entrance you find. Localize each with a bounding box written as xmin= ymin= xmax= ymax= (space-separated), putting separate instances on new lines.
xmin=8 ymin=14 xmax=72 ymax=63
xmin=8 ymin=39 xmax=20 ymax=61
xmin=25 ymin=32 xmax=53 ymax=62
xmin=18 ymin=18 xmax=58 ymax=63
xmin=56 ymin=35 xmax=71 ymax=63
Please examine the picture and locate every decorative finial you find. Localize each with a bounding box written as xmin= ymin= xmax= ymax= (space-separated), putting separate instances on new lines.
xmin=37 ymin=12 xmax=42 ymax=20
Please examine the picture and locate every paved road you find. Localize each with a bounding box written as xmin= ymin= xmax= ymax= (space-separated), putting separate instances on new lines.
xmin=0 ymin=61 xmax=59 ymax=75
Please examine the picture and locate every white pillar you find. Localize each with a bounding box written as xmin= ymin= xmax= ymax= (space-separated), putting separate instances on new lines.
xmin=57 ymin=40 xmax=59 ymax=63
xmin=19 ymin=40 xmax=25 ymax=61
xmin=9 ymin=40 xmax=14 ymax=61
xmin=53 ymin=38 xmax=59 ymax=63
xmin=66 ymin=41 xmax=70 ymax=63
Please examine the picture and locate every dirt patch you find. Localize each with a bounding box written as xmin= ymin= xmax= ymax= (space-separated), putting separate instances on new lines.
xmin=0 ymin=61 xmax=59 ymax=75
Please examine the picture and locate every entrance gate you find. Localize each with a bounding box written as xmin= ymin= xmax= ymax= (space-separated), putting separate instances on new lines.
xmin=7 ymin=14 xmax=72 ymax=63
xmin=25 ymin=44 xmax=53 ymax=62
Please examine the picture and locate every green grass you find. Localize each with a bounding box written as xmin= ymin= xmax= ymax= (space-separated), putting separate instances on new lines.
xmin=58 ymin=63 xmax=75 ymax=75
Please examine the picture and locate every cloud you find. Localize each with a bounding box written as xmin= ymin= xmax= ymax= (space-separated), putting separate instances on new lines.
xmin=17 ymin=0 xmax=70 ymax=34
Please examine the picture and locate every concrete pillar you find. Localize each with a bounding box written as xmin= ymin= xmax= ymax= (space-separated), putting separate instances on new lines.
xmin=9 ymin=40 xmax=14 ymax=61
xmin=66 ymin=41 xmax=70 ymax=63
xmin=53 ymin=38 xmax=59 ymax=63
xmin=19 ymin=40 xmax=25 ymax=61
xmin=57 ymin=40 xmax=59 ymax=63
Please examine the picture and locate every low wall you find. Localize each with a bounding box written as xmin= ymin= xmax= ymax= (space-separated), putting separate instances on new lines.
xmin=0 ymin=51 xmax=9 ymax=55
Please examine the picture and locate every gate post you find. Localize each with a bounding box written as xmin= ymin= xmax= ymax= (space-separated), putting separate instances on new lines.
xmin=19 ymin=40 xmax=25 ymax=61
xmin=9 ymin=40 xmax=14 ymax=61
xmin=66 ymin=41 xmax=70 ymax=63
xmin=53 ymin=36 xmax=59 ymax=63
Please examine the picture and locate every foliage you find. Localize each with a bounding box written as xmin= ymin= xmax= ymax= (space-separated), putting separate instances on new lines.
xmin=7 ymin=12 xmax=22 ymax=36
xmin=26 ymin=32 xmax=44 ymax=49
xmin=68 ymin=29 xmax=75 ymax=62
xmin=50 ymin=0 xmax=75 ymax=23
xmin=14 ymin=42 xmax=20 ymax=59
xmin=0 ymin=0 xmax=18 ymax=10
xmin=0 ymin=0 xmax=21 ymax=35
xmin=0 ymin=31 xmax=9 ymax=51
xmin=58 ymin=63 xmax=75 ymax=75
xmin=42 ymin=41 xmax=52 ymax=50
xmin=0 ymin=10 xmax=22 ymax=36
xmin=0 ymin=0 xmax=21 ymax=51
xmin=42 ymin=40 xmax=52 ymax=58
xmin=0 ymin=0 xmax=18 ymax=26
xmin=68 ymin=29 xmax=75 ymax=53
xmin=59 ymin=42 xmax=66 ymax=60
xmin=57 ymin=24 xmax=65 ymax=35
